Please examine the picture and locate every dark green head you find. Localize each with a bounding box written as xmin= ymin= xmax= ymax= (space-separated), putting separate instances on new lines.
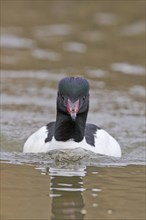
xmin=59 ymin=77 xmax=89 ymax=99
xmin=57 ymin=77 xmax=90 ymax=120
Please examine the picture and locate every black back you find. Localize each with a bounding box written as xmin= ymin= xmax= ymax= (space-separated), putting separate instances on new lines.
xmin=85 ymin=123 xmax=101 ymax=147
xmin=45 ymin=122 xmax=101 ymax=147
xmin=45 ymin=122 xmax=55 ymax=143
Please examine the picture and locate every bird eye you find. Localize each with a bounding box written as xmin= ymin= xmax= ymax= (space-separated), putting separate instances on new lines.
xmin=83 ymin=96 xmax=86 ymax=101
xmin=60 ymin=93 xmax=65 ymax=101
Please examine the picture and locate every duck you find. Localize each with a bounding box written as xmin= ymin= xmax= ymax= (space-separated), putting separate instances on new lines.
xmin=23 ymin=77 xmax=121 ymax=157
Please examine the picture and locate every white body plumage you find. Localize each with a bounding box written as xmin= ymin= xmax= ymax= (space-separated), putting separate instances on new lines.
xmin=23 ymin=126 xmax=121 ymax=157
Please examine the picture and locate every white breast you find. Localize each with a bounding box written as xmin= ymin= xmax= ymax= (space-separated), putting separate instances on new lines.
xmin=23 ymin=126 xmax=121 ymax=157
xmin=83 ymin=129 xmax=121 ymax=157
xmin=23 ymin=126 xmax=49 ymax=153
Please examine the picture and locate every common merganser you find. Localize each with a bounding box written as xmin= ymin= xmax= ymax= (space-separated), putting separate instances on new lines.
xmin=23 ymin=77 xmax=121 ymax=157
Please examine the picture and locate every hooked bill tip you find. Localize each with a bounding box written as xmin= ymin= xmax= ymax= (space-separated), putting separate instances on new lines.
xmin=67 ymin=98 xmax=79 ymax=121
xmin=70 ymin=112 xmax=77 ymax=121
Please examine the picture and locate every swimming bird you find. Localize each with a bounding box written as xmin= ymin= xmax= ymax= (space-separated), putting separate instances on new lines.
xmin=23 ymin=77 xmax=121 ymax=157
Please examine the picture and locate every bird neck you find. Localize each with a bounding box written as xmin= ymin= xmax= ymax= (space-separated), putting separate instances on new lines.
xmin=54 ymin=110 xmax=88 ymax=142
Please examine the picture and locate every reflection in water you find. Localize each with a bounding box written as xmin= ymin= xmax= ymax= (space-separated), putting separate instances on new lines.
xmin=36 ymin=160 xmax=145 ymax=220
xmin=48 ymin=162 xmax=86 ymax=220
xmin=50 ymin=176 xmax=85 ymax=220
xmin=1 ymin=162 xmax=145 ymax=220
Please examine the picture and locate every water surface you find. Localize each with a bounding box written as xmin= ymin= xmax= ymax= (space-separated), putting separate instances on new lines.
xmin=1 ymin=1 xmax=145 ymax=220
xmin=1 ymin=163 xmax=145 ymax=220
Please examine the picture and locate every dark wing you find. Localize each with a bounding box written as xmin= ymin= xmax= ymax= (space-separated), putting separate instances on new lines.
xmin=85 ymin=123 xmax=101 ymax=147
xmin=45 ymin=121 xmax=55 ymax=143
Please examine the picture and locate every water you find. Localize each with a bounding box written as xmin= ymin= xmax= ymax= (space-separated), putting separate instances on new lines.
xmin=1 ymin=163 xmax=145 ymax=220
xmin=1 ymin=1 xmax=145 ymax=220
